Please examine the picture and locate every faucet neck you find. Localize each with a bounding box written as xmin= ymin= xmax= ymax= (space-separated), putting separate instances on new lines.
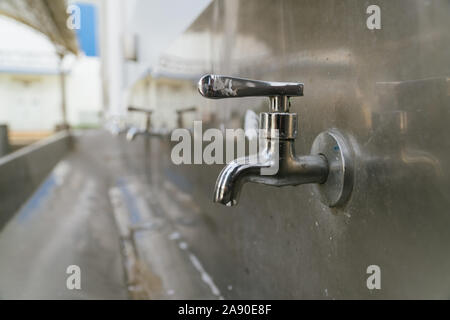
xmin=269 ymin=96 xmax=291 ymax=112
xmin=260 ymin=138 xmax=296 ymax=160
xmin=260 ymin=112 xmax=298 ymax=140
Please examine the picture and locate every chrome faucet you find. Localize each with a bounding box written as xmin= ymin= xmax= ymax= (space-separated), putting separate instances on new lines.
xmin=198 ymin=75 xmax=354 ymax=207
xmin=126 ymin=106 xmax=153 ymax=141
xmin=176 ymin=106 xmax=197 ymax=129
xmin=126 ymin=106 xmax=169 ymax=141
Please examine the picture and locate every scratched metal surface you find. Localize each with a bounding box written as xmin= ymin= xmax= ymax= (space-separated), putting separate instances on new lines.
xmin=149 ymin=0 xmax=450 ymax=298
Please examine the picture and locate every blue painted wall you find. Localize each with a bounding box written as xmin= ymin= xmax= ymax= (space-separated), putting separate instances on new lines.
xmin=74 ymin=3 xmax=99 ymax=57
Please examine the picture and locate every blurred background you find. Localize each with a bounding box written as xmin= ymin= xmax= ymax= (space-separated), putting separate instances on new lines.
xmin=0 ymin=0 xmax=212 ymax=152
xmin=0 ymin=0 xmax=215 ymax=300
xmin=0 ymin=0 xmax=449 ymax=300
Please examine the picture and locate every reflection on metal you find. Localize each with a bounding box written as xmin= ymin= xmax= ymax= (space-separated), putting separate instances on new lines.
xmin=198 ymin=74 xmax=303 ymax=102
xmin=400 ymin=148 xmax=443 ymax=177
xmin=158 ymin=43 xmax=353 ymax=78
xmin=244 ymin=110 xmax=259 ymax=140
xmin=370 ymin=77 xmax=448 ymax=182
xmin=311 ymin=130 xmax=354 ymax=207
xmin=133 ymin=0 xmax=450 ymax=298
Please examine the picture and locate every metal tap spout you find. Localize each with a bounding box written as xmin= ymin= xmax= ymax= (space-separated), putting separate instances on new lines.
xmin=213 ymin=140 xmax=328 ymax=206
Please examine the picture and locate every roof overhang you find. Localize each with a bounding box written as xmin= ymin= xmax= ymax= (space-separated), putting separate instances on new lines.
xmin=0 ymin=0 xmax=78 ymax=55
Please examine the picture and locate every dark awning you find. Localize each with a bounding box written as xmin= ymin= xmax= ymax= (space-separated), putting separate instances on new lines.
xmin=0 ymin=0 xmax=78 ymax=54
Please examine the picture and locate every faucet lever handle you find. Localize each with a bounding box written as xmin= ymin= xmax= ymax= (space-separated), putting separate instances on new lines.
xmin=128 ymin=106 xmax=153 ymax=131
xmin=198 ymin=75 xmax=303 ymax=112
xmin=176 ymin=106 xmax=197 ymax=114
xmin=128 ymin=106 xmax=153 ymax=114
